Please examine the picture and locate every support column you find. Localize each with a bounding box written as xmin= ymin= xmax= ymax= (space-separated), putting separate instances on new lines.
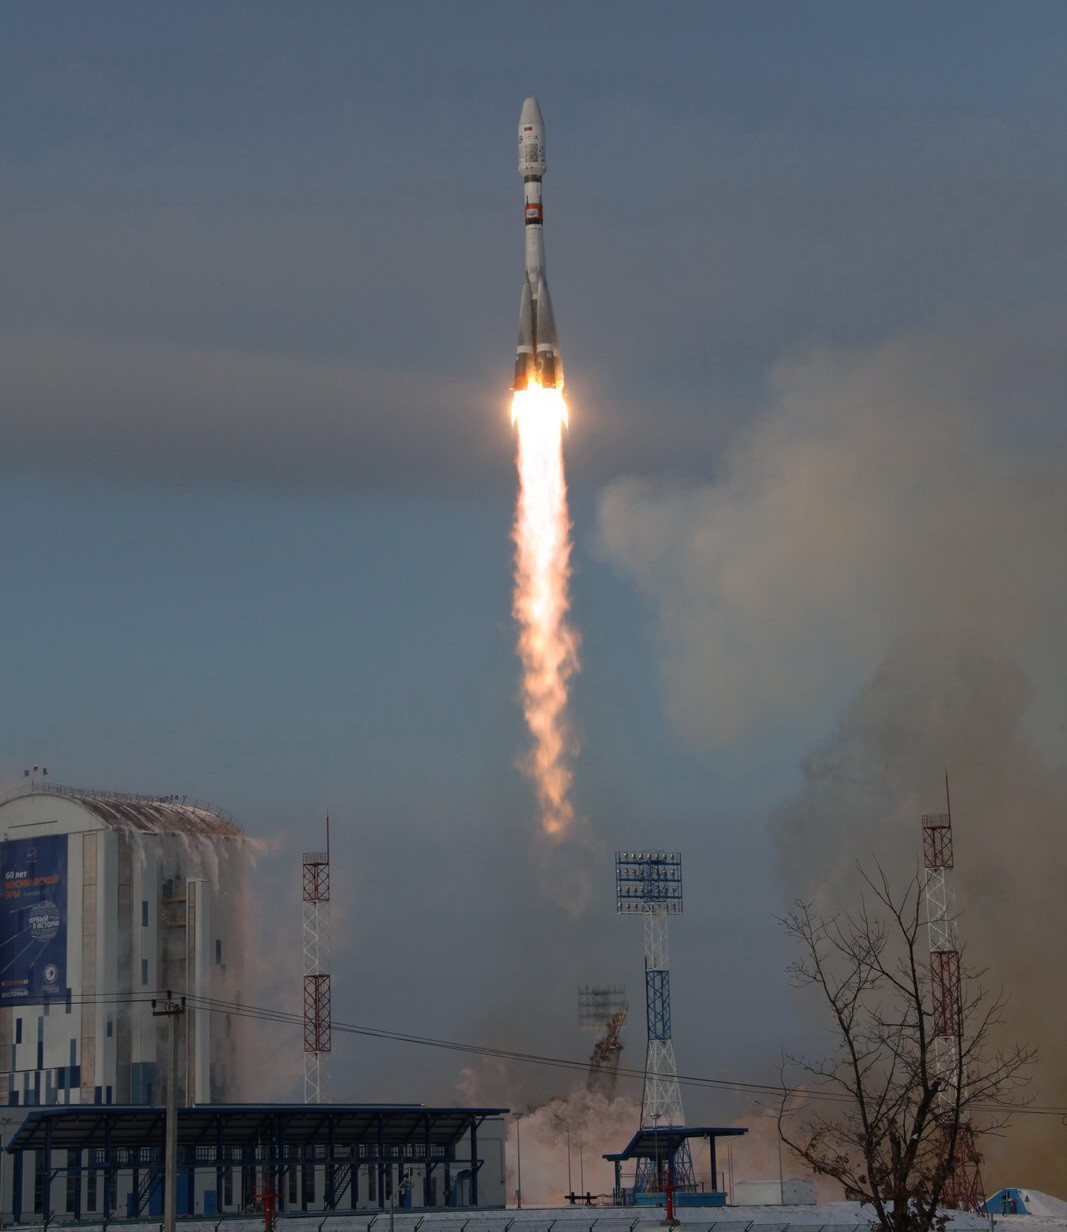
xmin=11 ymin=1146 xmax=24 ymax=1224
xmin=423 ymin=1117 xmax=433 ymax=1208
xmin=216 ymin=1115 xmax=225 ymax=1214
xmin=72 ymin=1149 xmax=83 ymax=1221
xmin=377 ymin=1115 xmax=386 ymax=1210
xmin=42 ymin=1125 xmax=53 ymax=1225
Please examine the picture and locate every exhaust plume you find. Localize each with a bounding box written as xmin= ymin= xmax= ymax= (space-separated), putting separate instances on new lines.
xmin=511 ymin=386 xmax=581 ymax=843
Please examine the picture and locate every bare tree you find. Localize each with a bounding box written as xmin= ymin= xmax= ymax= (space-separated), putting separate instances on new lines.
xmin=778 ymin=866 xmax=1032 ymax=1232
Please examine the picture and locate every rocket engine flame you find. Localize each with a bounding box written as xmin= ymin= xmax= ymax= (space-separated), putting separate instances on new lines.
xmin=511 ymin=384 xmax=579 ymax=838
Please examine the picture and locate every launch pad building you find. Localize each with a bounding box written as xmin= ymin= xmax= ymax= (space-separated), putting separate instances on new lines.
xmin=0 ymin=782 xmax=247 ymax=1110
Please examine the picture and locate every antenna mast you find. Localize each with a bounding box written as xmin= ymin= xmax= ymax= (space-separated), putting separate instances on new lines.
xmin=302 ymin=817 xmax=332 ymax=1103
xmin=922 ymin=777 xmax=983 ymax=1210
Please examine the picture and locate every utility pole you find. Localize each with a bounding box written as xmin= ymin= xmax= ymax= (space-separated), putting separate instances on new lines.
xmin=513 ymin=1112 xmax=524 ymax=1209
xmin=153 ymin=993 xmax=186 ymax=1232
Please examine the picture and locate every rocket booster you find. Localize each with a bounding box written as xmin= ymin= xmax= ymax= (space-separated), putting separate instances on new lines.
xmin=514 ymin=98 xmax=563 ymax=392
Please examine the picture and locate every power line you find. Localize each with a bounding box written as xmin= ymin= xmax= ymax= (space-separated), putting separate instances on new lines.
xmin=51 ymin=989 xmax=1061 ymax=1119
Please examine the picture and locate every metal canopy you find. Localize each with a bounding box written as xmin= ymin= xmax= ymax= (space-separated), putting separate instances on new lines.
xmin=5 ymin=1103 xmax=507 ymax=1154
xmin=603 ymin=1125 xmax=748 ymax=1162
xmin=4 ymin=1104 xmax=509 ymax=1223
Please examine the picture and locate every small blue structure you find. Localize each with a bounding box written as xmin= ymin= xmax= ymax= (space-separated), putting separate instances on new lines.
xmin=604 ymin=1125 xmax=748 ymax=1207
xmin=984 ymin=1189 xmax=1031 ymax=1215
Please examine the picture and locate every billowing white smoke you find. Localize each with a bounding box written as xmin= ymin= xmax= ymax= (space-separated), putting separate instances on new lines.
xmin=504 ymin=1091 xmax=642 ymax=1207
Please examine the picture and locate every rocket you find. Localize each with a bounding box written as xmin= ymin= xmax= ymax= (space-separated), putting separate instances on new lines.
xmin=514 ymin=98 xmax=564 ymax=392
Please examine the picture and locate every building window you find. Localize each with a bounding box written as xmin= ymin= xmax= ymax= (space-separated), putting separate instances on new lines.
xmin=15 ymin=1018 xmax=21 ymax=1044
xmin=287 ymin=1166 xmax=298 ymax=1206
xmin=223 ymin=1167 xmax=233 ymax=1208
xmin=106 ymin=1018 xmax=113 ymax=1038
xmin=142 ymin=900 xmax=149 ymax=926
xmin=87 ymin=1162 xmax=98 ymax=1212
xmin=141 ymin=959 xmax=148 ymax=985
xmin=216 ymin=938 xmax=223 ymax=964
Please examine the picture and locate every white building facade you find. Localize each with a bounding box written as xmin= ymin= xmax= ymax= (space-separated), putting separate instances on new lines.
xmin=0 ymin=783 xmax=247 ymax=1111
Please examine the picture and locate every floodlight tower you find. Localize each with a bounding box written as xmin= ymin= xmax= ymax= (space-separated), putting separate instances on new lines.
xmin=616 ymin=851 xmax=694 ymax=1192
xmin=922 ymin=779 xmax=983 ymax=1210
xmin=302 ymin=819 xmax=332 ymax=1104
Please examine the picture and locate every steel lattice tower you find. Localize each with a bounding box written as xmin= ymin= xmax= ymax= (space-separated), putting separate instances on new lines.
xmin=616 ymin=851 xmax=694 ymax=1192
xmin=302 ymin=820 xmax=331 ymax=1104
xmin=922 ymin=780 xmax=983 ymax=1211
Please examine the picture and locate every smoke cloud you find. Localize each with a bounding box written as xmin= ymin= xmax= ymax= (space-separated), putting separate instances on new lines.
xmin=595 ymin=324 xmax=1067 ymax=1193
xmin=770 ymin=633 xmax=1067 ymax=1193
xmin=596 ymin=324 xmax=1067 ymax=754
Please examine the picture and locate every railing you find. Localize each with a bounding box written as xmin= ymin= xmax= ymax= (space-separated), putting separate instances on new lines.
xmin=4 ymin=781 xmax=243 ymax=831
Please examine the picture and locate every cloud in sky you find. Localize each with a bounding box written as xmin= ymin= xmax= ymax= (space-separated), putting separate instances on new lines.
xmin=596 ymin=320 xmax=1067 ymax=754
xmin=0 ymin=331 xmax=509 ymax=492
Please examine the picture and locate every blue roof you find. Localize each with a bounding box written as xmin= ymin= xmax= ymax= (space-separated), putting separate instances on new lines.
xmin=604 ymin=1125 xmax=748 ymax=1162
xmin=6 ymin=1103 xmax=508 ymax=1153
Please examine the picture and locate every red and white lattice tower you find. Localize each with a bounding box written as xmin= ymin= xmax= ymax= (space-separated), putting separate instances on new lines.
xmin=922 ymin=779 xmax=983 ymax=1210
xmin=302 ymin=820 xmax=331 ymax=1104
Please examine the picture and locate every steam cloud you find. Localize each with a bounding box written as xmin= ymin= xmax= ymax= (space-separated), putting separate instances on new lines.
xmin=596 ymin=325 xmax=1067 ymax=1194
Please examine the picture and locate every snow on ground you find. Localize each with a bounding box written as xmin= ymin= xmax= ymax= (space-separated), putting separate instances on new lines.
xmin=1018 ymin=1194 xmax=1067 ymax=1219
xmin=8 ymin=1205 xmax=1060 ymax=1232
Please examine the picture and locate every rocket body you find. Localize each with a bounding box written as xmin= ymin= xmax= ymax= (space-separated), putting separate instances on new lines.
xmin=514 ymin=98 xmax=563 ymax=391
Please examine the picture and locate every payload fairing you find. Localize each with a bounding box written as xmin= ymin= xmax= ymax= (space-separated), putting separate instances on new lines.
xmin=514 ymin=97 xmax=564 ymax=392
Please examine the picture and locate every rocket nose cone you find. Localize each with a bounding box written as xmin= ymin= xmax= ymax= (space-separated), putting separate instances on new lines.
xmin=520 ymin=97 xmax=544 ymax=127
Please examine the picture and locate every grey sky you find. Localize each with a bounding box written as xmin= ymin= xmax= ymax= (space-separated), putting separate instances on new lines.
xmin=2 ymin=0 xmax=1066 ymax=1196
